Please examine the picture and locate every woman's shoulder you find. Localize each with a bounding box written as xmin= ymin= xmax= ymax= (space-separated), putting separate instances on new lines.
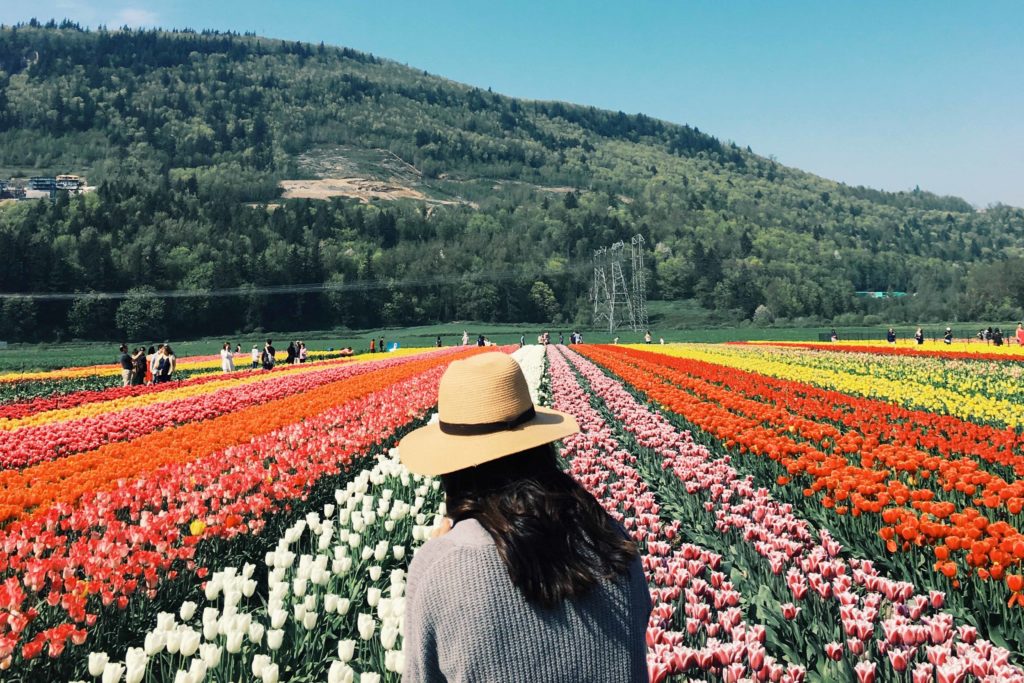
xmin=408 ymin=520 xmax=497 ymax=588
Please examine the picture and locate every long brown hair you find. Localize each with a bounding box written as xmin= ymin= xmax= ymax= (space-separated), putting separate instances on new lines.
xmin=441 ymin=444 xmax=638 ymax=608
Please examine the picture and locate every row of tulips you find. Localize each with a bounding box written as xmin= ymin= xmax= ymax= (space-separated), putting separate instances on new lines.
xmin=0 ymin=351 xmax=341 ymax=385
xmin=589 ymin=346 xmax=1024 ymax=585
xmin=545 ymin=346 xmax=797 ymax=682
xmin=740 ymin=341 xmax=1024 ymax=362
xmin=0 ymin=350 xmax=353 ymax=406
xmin=64 ymin=345 xmax=542 ymax=683
xmin=0 ymin=358 xmax=354 ymax=424
xmin=0 ymin=350 xmax=468 ymax=523
xmin=75 ymin=449 xmax=446 ymax=683
xmin=3 ymin=348 xmax=483 ymax=677
xmin=564 ymin=344 xmax=1024 ymax=682
xmin=647 ymin=344 xmax=1024 ymax=427
xmin=0 ymin=352 xmax=430 ymax=470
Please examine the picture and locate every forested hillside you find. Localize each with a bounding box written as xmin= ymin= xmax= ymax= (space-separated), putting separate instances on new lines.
xmin=0 ymin=21 xmax=1022 ymax=340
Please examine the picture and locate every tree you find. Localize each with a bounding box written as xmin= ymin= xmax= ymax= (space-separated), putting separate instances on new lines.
xmin=115 ymin=286 xmax=165 ymax=339
xmin=67 ymin=293 xmax=113 ymax=339
xmin=752 ymin=304 xmax=774 ymax=326
xmin=0 ymin=297 xmax=38 ymax=341
xmin=529 ymin=281 xmax=560 ymax=321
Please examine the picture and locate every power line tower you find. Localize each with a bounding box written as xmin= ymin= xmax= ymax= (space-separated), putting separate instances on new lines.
xmin=631 ymin=235 xmax=648 ymax=332
xmin=591 ymin=247 xmax=611 ymax=330
xmin=608 ymin=241 xmax=636 ymax=332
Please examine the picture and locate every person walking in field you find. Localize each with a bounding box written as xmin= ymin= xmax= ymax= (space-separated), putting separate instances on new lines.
xmin=993 ymin=328 xmax=1004 ymax=346
xmin=644 ymin=330 xmax=652 ymax=344
xmin=370 ymin=338 xmax=376 ymax=354
xmin=462 ymin=330 xmax=469 ymax=346
xmin=886 ymin=328 xmax=896 ymax=343
xmin=220 ymin=342 xmax=235 ymax=372
xmin=399 ymin=353 xmax=650 ymax=682
xmin=298 ymin=341 xmax=307 ymax=363
xmin=251 ymin=344 xmax=260 ymax=369
xmin=1017 ymin=323 xmax=1024 ymax=346
xmin=379 ymin=336 xmax=385 ymax=353
xmin=118 ymin=344 xmax=132 ymax=387
xmin=262 ymin=339 xmax=276 ymax=370
xmin=914 ymin=328 xmax=924 ymax=345
xmin=944 ymin=328 xmax=953 ymax=344
xmin=154 ymin=345 xmax=176 ymax=383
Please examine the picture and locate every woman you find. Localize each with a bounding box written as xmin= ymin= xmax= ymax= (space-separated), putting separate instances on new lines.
xmin=144 ymin=346 xmax=156 ymax=385
xmin=285 ymin=342 xmax=297 ymax=365
xmin=298 ymin=341 xmax=307 ymax=364
xmin=131 ymin=347 xmax=147 ymax=386
xmin=220 ymin=342 xmax=235 ymax=372
xmin=914 ymin=327 xmax=924 ymax=345
xmin=399 ymin=353 xmax=650 ymax=682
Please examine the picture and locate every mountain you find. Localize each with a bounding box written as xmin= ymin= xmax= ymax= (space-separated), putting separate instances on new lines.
xmin=0 ymin=21 xmax=1022 ymax=341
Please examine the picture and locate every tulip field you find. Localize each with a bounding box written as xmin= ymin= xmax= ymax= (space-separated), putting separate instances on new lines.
xmin=1 ymin=341 xmax=1023 ymax=682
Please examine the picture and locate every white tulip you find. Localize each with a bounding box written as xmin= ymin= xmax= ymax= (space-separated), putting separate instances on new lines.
xmin=360 ymin=673 xmax=381 ymax=683
xmin=293 ymin=603 xmax=306 ymax=622
xmin=357 ymin=613 xmax=376 ymax=640
xmin=156 ymin=612 xmax=176 ymax=633
xmin=380 ymin=623 xmax=399 ymax=650
xmin=252 ymin=654 xmax=271 ymax=678
xmin=199 ymin=643 xmax=222 ymax=669
xmin=392 ymin=650 xmax=406 ymax=674
xmin=225 ymin=630 xmax=244 ymax=654
xmin=324 ymin=593 xmax=339 ymax=613
xmin=179 ymin=601 xmax=197 ymax=622
xmin=124 ymin=657 xmax=147 ymax=683
xmin=328 ymin=661 xmax=355 ymax=683
xmin=187 ymin=658 xmax=207 ymax=682
xmin=248 ymin=622 xmax=265 ymax=644
xmin=242 ymin=579 xmax=257 ymax=598
xmin=88 ymin=652 xmax=109 ymax=677
xmin=337 ymin=639 xmax=356 ymax=662
xmin=179 ymin=628 xmax=200 ymax=657
xmin=324 ymin=503 xmax=336 ymax=518
xmin=369 ymin=565 xmax=382 ymax=582
xmin=360 ymin=546 xmax=374 ymax=561
xmin=202 ymin=619 xmax=219 ymax=642
xmin=303 ymin=611 xmax=318 ymax=629
xmin=367 ymin=587 xmax=381 ymax=608
xmin=304 ymin=595 xmax=317 ymax=611
xmin=173 ymin=671 xmax=188 ymax=683
xmin=364 ymin=510 xmax=377 ymax=525
xmin=266 ymin=629 xmax=284 ymax=651
xmin=101 ymin=661 xmax=125 ymax=683
xmin=384 ymin=520 xmax=396 ymax=532
xmin=242 ymin=562 xmax=256 ymax=579
xmin=270 ymin=608 xmax=287 ymax=630
xmin=143 ymin=631 xmax=165 ymax=656
xmin=348 ymin=533 xmax=362 ymax=548
xmin=165 ymin=630 xmax=182 ymax=655
xmin=204 ymin=581 xmax=221 ymax=601
xmin=393 ymin=546 xmax=406 ymax=560
xmin=262 ymin=663 xmax=279 ymax=683
xmin=264 ymin=551 xmax=276 ymax=567
xmin=337 ymin=598 xmax=351 ymax=615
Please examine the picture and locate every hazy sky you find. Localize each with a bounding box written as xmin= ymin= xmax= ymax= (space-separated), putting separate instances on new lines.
xmin=4 ymin=1 xmax=1022 ymax=207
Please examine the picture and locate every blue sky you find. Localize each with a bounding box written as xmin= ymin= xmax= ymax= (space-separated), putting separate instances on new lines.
xmin=3 ymin=1 xmax=1022 ymax=207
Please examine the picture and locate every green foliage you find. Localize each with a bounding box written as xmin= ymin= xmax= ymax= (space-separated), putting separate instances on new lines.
xmin=114 ymin=286 xmax=165 ymax=339
xmin=0 ymin=23 xmax=1020 ymax=341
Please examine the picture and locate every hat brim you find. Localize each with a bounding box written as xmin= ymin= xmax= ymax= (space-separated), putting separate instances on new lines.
xmin=399 ymin=407 xmax=580 ymax=476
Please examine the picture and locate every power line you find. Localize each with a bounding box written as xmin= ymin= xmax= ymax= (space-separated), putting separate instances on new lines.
xmin=0 ymin=262 xmax=592 ymax=301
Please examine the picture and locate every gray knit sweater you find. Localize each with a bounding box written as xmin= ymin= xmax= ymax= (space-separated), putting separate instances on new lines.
xmin=402 ymin=518 xmax=651 ymax=682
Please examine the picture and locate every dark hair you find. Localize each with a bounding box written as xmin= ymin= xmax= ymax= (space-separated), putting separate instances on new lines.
xmin=441 ymin=444 xmax=638 ymax=608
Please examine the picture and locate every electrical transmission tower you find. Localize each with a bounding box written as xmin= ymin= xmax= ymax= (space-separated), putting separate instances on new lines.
xmin=608 ymin=242 xmax=636 ymax=332
xmin=631 ymin=235 xmax=649 ymax=331
xmin=592 ymin=240 xmax=642 ymax=333
xmin=591 ymin=247 xmax=611 ymax=330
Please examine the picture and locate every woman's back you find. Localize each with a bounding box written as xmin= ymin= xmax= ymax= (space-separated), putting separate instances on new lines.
xmin=404 ymin=518 xmax=650 ymax=683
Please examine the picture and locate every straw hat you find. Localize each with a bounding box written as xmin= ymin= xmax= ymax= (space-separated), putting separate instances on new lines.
xmin=399 ymin=352 xmax=579 ymax=476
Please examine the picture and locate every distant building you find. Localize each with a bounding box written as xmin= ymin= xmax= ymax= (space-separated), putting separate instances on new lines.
xmin=55 ymin=174 xmax=83 ymax=190
xmin=854 ymin=290 xmax=908 ymax=299
xmin=28 ymin=177 xmax=56 ymax=192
